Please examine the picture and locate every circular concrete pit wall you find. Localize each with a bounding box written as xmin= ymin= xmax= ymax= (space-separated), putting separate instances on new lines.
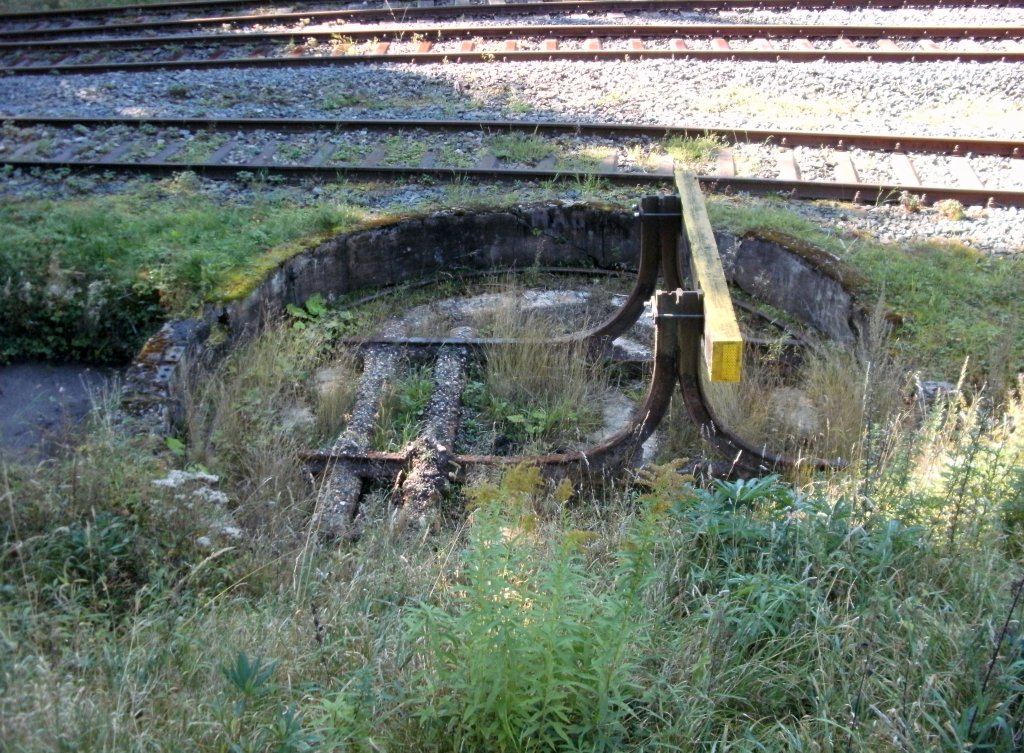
xmin=122 ymin=203 xmax=866 ymax=432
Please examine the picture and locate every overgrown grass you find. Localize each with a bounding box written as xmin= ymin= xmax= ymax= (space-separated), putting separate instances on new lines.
xmin=703 ymin=297 xmax=907 ymax=465
xmin=3 ymin=173 xmax=1024 ymax=751
xmin=373 ymin=365 xmax=435 ymax=451
xmin=0 ymin=175 xmax=364 ymax=363
xmin=3 ymin=242 xmax=1024 ymax=752
xmin=3 ymin=376 xmax=1023 ymax=751
xmin=488 ymin=133 xmax=555 ymax=165
xmin=847 ymin=240 xmax=1023 ymax=391
xmin=182 ymin=321 xmax=361 ymax=519
xmin=664 ymin=133 xmax=724 ymax=167
xmin=460 ymin=289 xmax=611 ymax=454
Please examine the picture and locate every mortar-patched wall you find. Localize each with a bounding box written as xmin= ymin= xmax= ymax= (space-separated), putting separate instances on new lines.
xmin=122 ymin=204 xmax=865 ymax=435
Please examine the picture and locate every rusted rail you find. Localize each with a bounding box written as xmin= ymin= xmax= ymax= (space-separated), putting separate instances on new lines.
xmin=4 ymin=0 xmax=1022 ymax=31
xmin=4 ymin=39 xmax=1023 ymax=76
xmin=4 ymin=116 xmax=1019 ymax=157
xmin=4 ymin=23 xmax=1021 ymax=50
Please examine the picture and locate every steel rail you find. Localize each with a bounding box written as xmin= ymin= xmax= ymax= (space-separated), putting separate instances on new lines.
xmin=6 ymin=46 xmax=1024 ymax=76
xmin=4 ymin=155 xmax=1023 ymax=207
xmin=3 ymin=23 xmax=1021 ymax=52
xmin=5 ymin=116 xmax=1020 ymax=157
xmin=700 ymin=174 xmax=1024 ymax=207
xmin=3 ymin=0 xmax=1022 ymax=28
xmin=1 ymin=156 xmax=672 ymax=184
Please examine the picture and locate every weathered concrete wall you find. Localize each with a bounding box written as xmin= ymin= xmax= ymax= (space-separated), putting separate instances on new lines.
xmin=214 ymin=204 xmax=638 ymax=341
xmin=124 ymin=203 xmax=639 ymax=434
xmin=123 ymin=205 xmax=864 ymax=435
xmin=715 ymin=231 xmax=863 ymax=343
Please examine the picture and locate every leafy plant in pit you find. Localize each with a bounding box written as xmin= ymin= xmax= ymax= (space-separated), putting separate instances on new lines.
xmin=405 ymin=465 xmax=644 ymax=753
xmin=462 ymin=379 xmax=588 ymax=451
xmin=285 ymin=293 xmax=357 ymax=340
xmin=286 ymin=292 xmax=328 ymax=328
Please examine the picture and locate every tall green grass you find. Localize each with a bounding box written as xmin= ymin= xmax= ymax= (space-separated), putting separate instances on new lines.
xmin=2 ymin=181 xmax=1023 ymax=752
xmin=706 ymin=198 xmax=1024 ymax=391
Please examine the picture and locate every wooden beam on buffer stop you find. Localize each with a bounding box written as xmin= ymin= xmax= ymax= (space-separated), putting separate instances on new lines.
xmin=674 ymin=167 xmax=744 ymax=383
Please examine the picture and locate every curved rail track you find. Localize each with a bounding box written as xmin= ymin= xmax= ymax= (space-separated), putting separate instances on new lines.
xmin=6 ymin=1 xmax=1018 ymax=511
xmin=298 ymin=187 xmax=843 ymax=535
xmin=4 ymin=116 xmax=1023 ymax=207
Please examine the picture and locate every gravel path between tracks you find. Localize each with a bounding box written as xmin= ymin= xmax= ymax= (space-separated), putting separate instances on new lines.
xmin=1 ymin=4 xmax=1023 ymax=255
xmin=2 ymin=59 xmax=1021 ymax=140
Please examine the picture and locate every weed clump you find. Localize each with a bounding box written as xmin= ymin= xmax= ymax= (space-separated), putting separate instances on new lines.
xmin=406 ymin=465 xmax=642 ymax=753
xmin=460 ymin=296 xmax=611 ymax=455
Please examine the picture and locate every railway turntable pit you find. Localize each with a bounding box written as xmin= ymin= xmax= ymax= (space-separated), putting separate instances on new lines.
xmin=125 ymin=173 xmax=869 ymax=537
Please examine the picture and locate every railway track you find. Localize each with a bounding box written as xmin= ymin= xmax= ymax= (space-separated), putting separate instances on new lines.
xmin=2 ymin=0 xmax=1022 ymax=72
xmin=2 ymin=23 xmax=1022 ymax=74
xmin=296 ymin=183 xmax=844 ymax=535
xmin=2 ymin=3 xmax=1021 ymax=219
xmin=3 ymin=116 xmax=1023 ymax=207
xmin=5 ymin=0 xmax=1023 ymax=31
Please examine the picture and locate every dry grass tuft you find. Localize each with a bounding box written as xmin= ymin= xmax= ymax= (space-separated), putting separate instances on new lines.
xmin=471 ymin=291 xmax=612 ymax=452
xmin=704 ymin=305 xmax=907 ymax=465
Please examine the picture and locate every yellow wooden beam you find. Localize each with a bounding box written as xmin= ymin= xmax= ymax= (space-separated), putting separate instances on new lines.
xmin=675 ymin=168 xmax=743 ymax=382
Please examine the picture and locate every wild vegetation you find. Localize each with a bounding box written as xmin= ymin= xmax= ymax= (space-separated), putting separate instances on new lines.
xmin=2 ymin=173 xmax=1023 ymax=751
xmin=3 ymin=367 xmax=1022 ymax=751
xmin=706 ymin=196 xmax=1024 ymax=393
xmin=0 ymin=174 xmax=364 ymax=363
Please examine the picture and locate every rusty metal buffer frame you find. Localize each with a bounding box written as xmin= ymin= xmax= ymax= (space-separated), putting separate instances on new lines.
xmin=304 ymin=171 xmax=845 ymax=534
